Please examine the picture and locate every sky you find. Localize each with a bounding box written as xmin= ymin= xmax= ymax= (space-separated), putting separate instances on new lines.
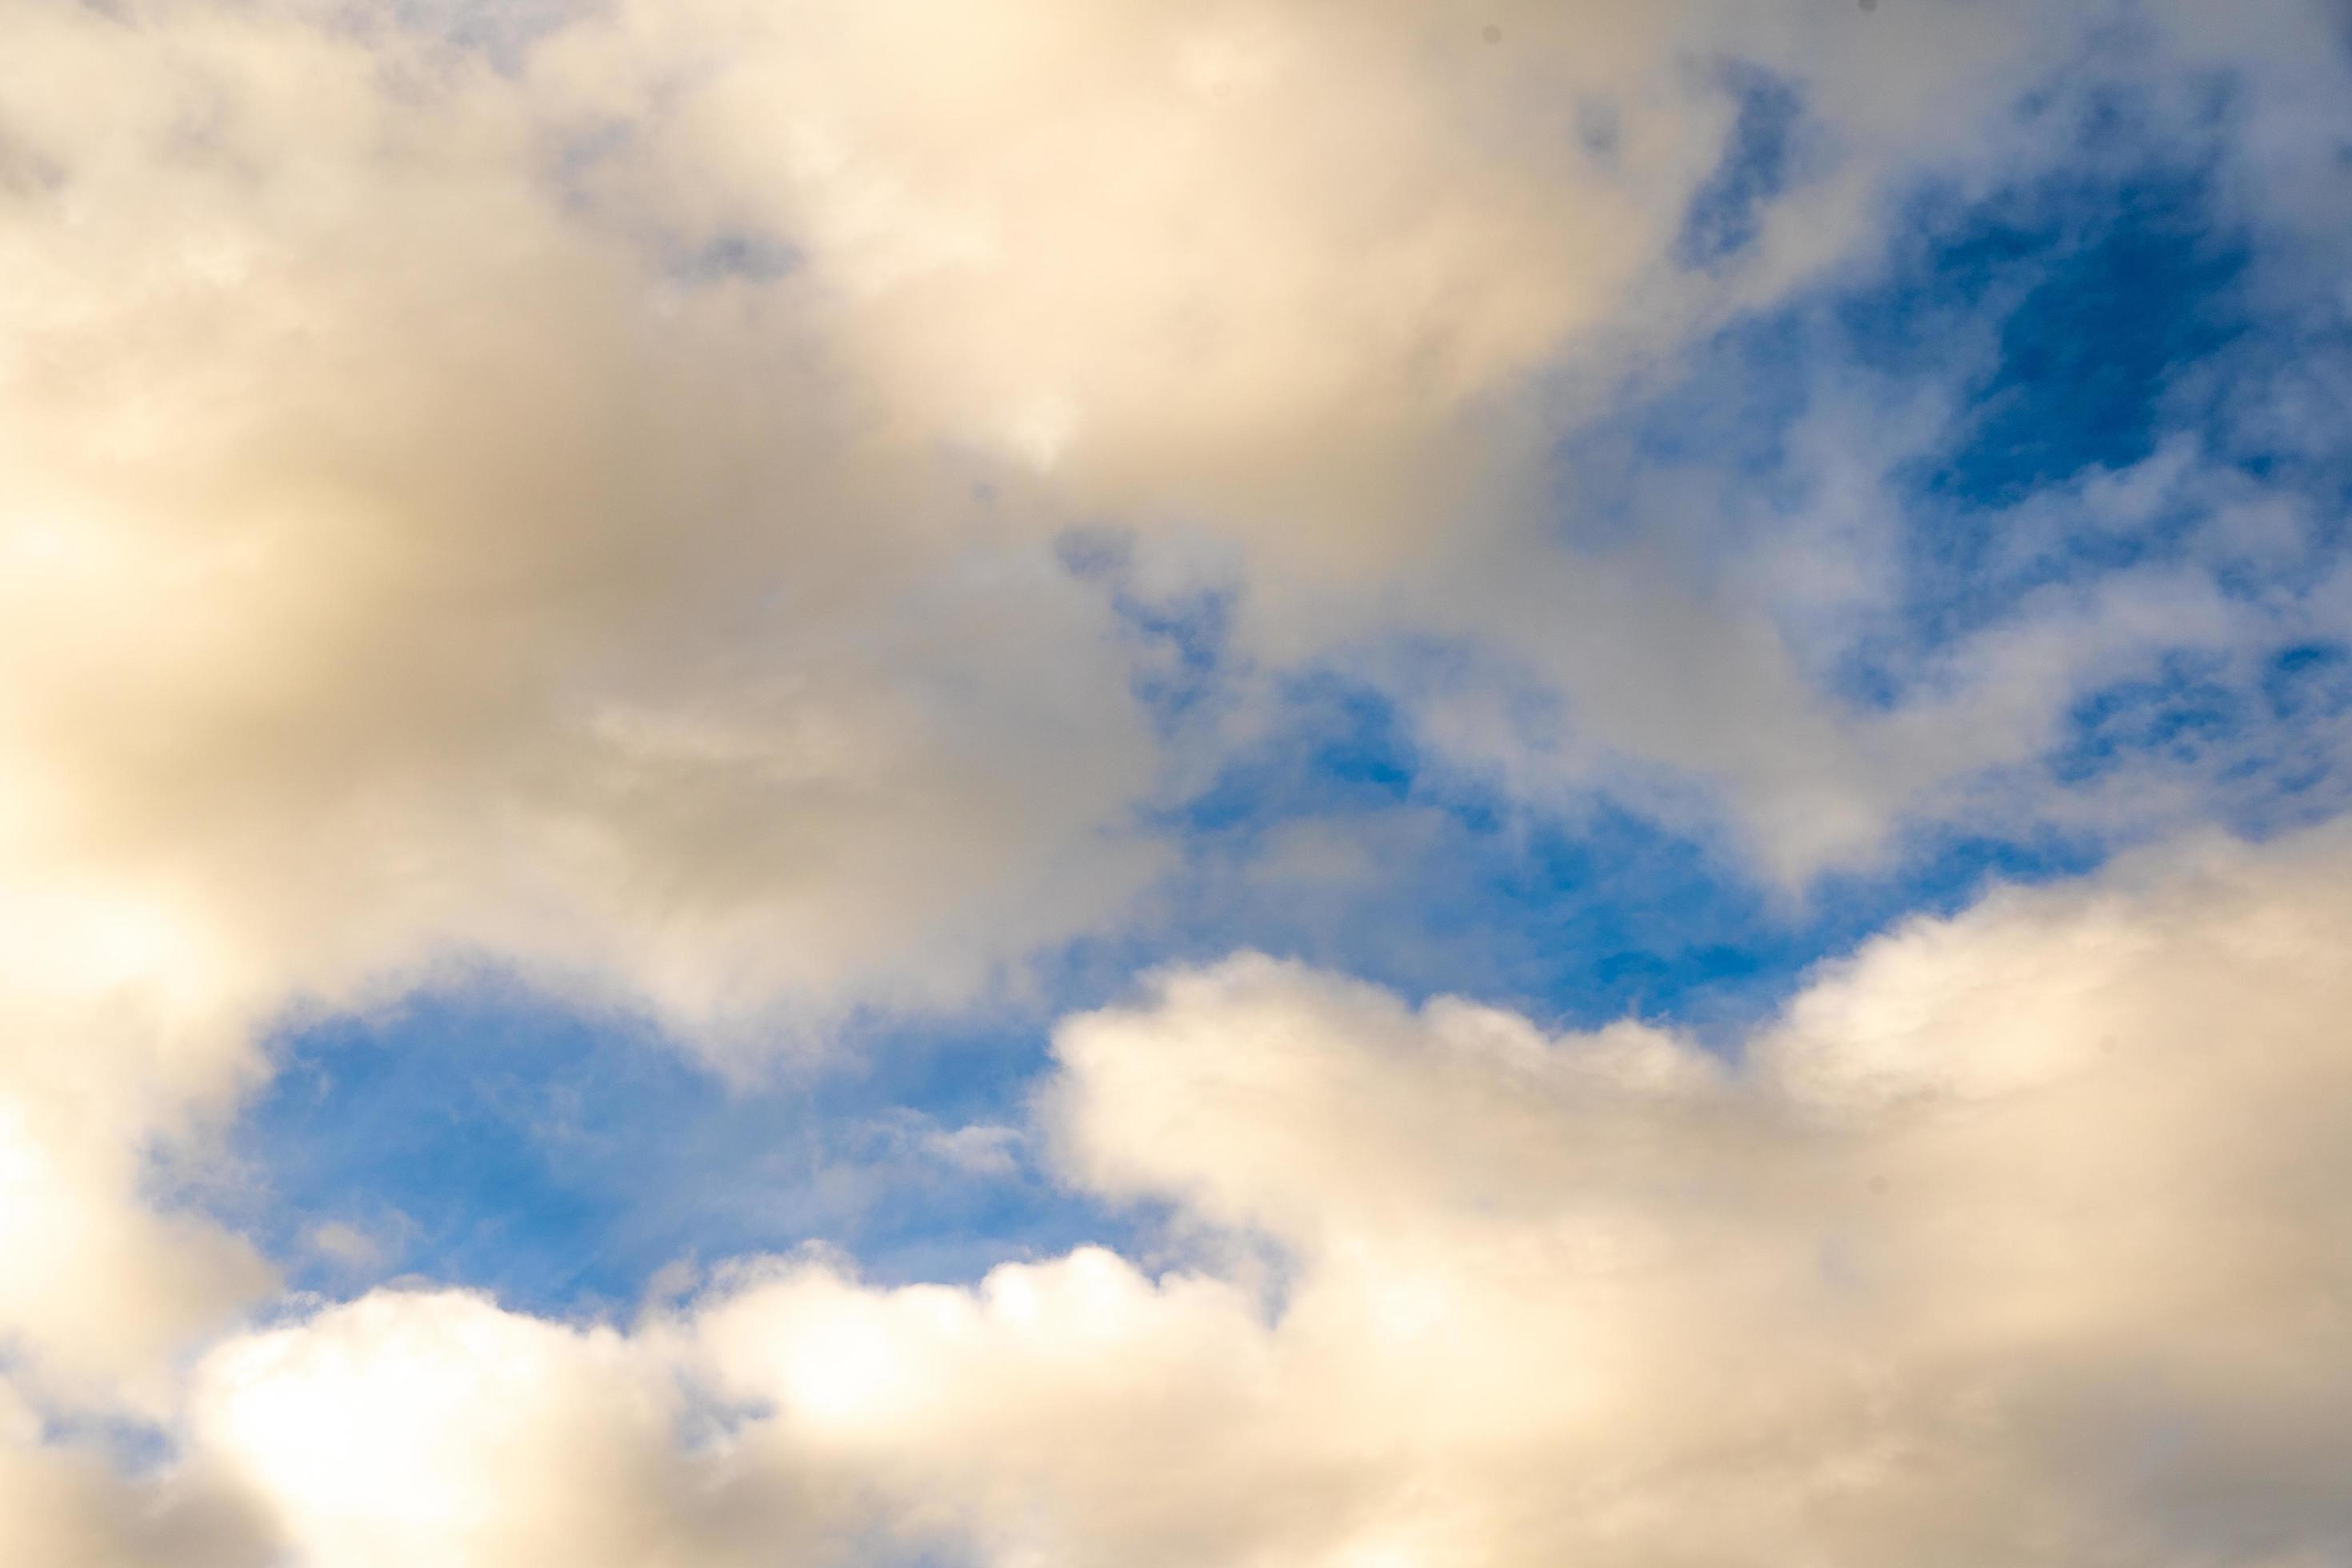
xmin=5 ymin=0 xmax=2352 ymax=1563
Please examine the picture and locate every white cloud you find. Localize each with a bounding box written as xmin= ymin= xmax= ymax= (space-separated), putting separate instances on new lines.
xmin=304 ymin=1220 xmax=397 ymax=1274
xmin=919 ymin=1122 xmax=1025 ymax=1178
xmin=0 ymin=1399 xmax=265 ymax=1568
xmin=0 ymin=0 xmax=1156 ymax=1391
xmin=0 ymin=0 xmax=1165 ymax=1037
xmin=136 ymin=822 xmax=2352 ymax=1565
xmin=190 ymin=1289 xmax=851 ymax=1567
xmin=3 ymin=0 xmax=2350 ymax=1462
xmin=526 ymin=0 xmax=2352 ymax=886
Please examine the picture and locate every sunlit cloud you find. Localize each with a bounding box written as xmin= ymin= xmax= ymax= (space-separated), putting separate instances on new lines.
xmin=3 ymin=0 xmax=2350 ymax=1561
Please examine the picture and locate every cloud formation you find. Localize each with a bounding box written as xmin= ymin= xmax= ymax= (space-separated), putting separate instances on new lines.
xmin=0 ymin=0 xmax=1152 ymax=1386
xmin=39 ymin=822 xmax=2340 ymax=1566
xmin=4 ymin=0 xmax=2352 ymax=1555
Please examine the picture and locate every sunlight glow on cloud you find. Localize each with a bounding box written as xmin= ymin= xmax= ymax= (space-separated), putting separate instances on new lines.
xmin=3 ymin=0 xmax=2351 ymax=1560
xmin=37 ymin=823 xmax=2345 ymax=1567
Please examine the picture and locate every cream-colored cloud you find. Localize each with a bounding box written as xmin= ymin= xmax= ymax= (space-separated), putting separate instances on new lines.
xmin=547 ymin=0 xmax=2342 ymax=886
xmin=0 ymin=892 xmax=278 ymax=1402
xmin=151 ymin=823 xmax=2352 ymax=1566
xmin=530 ymin=0 xmax=1685 ymax=566
xmin=0 ymin=1379 xmax=266 ymax=1568
xmin=0 ymin=0 xmax=1160 ymax=1028
xmin=5 ymin=0 xmax=2334 ymax=1086
xmin=0 ymin=1112 xmax=271 ymax=1411
xmin=190 ymin=1288 xmax=866 ymax=1567
xmin=524 ymin=0 xmax=2070 ymax=576
xmin=0 ymin=6 xmax=1157 ymax=1014
xmin=0 ymin=0 xmax=1154 ymax=1390
xmin=710 ymin=824 xmax=2352 ymax=1565
xmin=5 ymin=0 xmax=2348 ymax=1430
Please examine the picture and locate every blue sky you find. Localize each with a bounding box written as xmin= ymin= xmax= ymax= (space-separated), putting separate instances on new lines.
xmin=11 ymin=3 xmax=2352 ymax=1563
xmin=215 ymin=712 xmax=2109 ymax=1316
xmin=197 ymin=50 xmax=2352 ymax=1322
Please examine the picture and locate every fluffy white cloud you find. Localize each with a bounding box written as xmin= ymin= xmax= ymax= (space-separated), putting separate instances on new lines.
xmin=0 ymin=0 xmax=1162 ymax=1031
xmin=0 ymin=1381 xmax=268 ymax=1567
xmin=4 ymin=0 xmax=2349 ymax=1472
xmin=144 ymin=823 xmax=2352 ymax=1566
xmin=0 ymin=0 xmax=1155 ymax=1389
xmin=188 ymin=1290 xmax=865 ymax=1568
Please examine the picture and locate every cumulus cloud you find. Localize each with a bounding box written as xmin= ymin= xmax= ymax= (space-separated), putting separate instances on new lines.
xmin=0 ymin=0 xmax=1151 ymax=1387
xmin=0 ymin=0 xmax=1161 ymax=1033
xmin=189 ymin=1290 xmax=866 ymax=1567
xmin=4 ymin=0 xmax=2350 ymax=1473
xmin=0 ymin=1382 xmax=269 ymax=1567
xmin=104 ymin=823 xmax=2349 ymax=1566
xmin=511 ymin=0 xmax=2352 ymax=882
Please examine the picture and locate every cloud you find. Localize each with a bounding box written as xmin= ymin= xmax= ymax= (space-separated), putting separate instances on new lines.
xmin=0 ymin=0 xmax=1162 ymax=1036
xmin=531 ymin=0 xmax=1694 ymax=554
xmin=189 ymin=1288 xmax=864 ymax=1567
xmin=0 ymin=934 xmax=276 ymax=1403
xmin=0 ymin=1382 xmax=270 ymax=1567
xmin=4 ymin=0 xmax=2350 ymax=1434
xmin=127 ymin=822 xmax=2352 ymax=1565
xmin=0 ymin=0 xmax=1153 ymax=1389
xmin=918 ymin=1122 xmax=1025 ymax=1178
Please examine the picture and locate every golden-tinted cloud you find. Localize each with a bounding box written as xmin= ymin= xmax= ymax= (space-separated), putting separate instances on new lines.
xmin=4 ymin=4 xmax=2350 ymax=1543
xmin=135 ymin=824 xmax=2352 ymax=1566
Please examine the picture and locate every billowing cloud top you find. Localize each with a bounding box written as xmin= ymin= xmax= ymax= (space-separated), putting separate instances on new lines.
xmin=3 ymin=0 xmax=2352 ymax=1562
xmin=10 ymin=825 xmax=2351 ymax=1564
